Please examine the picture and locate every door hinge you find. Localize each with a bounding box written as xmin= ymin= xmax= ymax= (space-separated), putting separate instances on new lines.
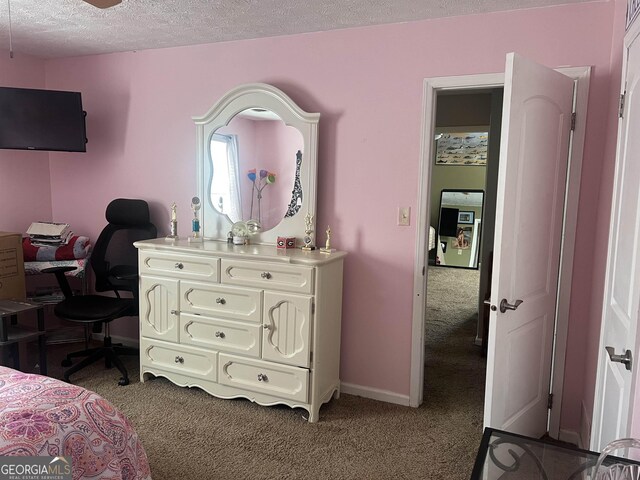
xmin=620 ymin=92 xmax=626 ymax=118
xmin=311 ymin=300 xmax=315 ymax=315
xmin=547 ymin=393 xmax=554 ymax=410
xmin=422 ymin=266 xmax=426 ymax=276
xmin=570 ymin=112 xmax=576 ymax=131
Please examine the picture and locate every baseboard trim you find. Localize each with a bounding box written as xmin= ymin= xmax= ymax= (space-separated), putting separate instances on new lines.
xmin=340 ymin=382 xmax=411 ymax=406
xmin=559 ymin=429 xmax=582 ymax=449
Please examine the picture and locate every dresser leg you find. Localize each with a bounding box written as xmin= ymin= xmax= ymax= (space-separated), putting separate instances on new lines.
xmin=333 ymin=386 xmax=340 ymax=400
xmin=308 ymin=407 xmax=320 ymax=423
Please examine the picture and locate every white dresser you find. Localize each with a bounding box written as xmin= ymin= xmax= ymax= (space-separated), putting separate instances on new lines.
xmin=134 ymin=238 xmax=345 ymax=422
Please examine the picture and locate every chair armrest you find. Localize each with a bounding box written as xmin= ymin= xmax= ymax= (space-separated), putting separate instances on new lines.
xmin=108 ymin=265 xmax=138 ymax=281
xmin=40 ymin=266 xmax=77 ymax=299
xmin=107 ymin=266 xmax=139 ymax=300
xmin=112 ymin=273 xmax=137 ymax=281
xmin=40 ymin=266 xmax=78 ymax=275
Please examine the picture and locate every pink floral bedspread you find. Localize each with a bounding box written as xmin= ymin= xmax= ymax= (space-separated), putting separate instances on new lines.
xmin=0 ymin=367 xmax=151 ymax=480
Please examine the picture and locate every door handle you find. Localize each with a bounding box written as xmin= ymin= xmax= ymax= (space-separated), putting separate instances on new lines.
xmin=483 ymin=300 xmax=497 ymax=312
xmin=605 ymin=346 xmax=633 ymax=371
xmin=500 ymin=299 xmax=523 ymax=313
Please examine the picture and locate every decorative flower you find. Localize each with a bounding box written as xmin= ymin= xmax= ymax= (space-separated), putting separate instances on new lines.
xmin=247 ymin=169 xmax=256 ymax=182
xmin=266 ymin=173 xmax=276 ymax=184
xmin=1 ymin=410 xmax=56 ymax=441
xmin=259 ymin=169 xmax=268 ymax=179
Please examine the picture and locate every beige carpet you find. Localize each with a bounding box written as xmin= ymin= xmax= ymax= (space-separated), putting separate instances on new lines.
xmin=33 ymin=272 xmax=486 ymax=480
xmin=424 ymin=265 xmax=486 ymax=467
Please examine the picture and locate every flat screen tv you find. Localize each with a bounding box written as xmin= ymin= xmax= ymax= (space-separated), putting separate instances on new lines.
xmin=0 ymin=87 xmax=87 ymax=152
xmin=439 ymin=207 xmax=460 ymax=237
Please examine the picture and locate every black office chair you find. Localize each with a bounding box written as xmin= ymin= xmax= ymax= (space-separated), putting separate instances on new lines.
xmin=46 ymin=199 xmax=157 ymax=386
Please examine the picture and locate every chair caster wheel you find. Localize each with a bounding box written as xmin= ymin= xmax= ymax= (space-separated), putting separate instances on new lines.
xmin=61 ymin=358 xmax=72 ymax=367
xmin=118 ymin=377 xmax=129 ymax=386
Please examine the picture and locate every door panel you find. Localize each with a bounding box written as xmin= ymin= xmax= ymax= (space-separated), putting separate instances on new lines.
xmin=484 ymin=53 xmax=574 ymax=437
xmin=504 ymin=314 xmax=546 ymax=422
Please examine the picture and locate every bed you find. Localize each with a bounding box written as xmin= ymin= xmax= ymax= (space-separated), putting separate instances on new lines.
xmin=0 ymin=366 xmax=151 ymax=480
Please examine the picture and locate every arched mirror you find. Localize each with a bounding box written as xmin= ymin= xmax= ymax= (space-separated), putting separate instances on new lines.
xmin=194 ymin=84 xmax=319 ymax=244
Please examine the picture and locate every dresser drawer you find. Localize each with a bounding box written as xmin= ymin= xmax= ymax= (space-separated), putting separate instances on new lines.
xmin=140 ymin=252 xmax=220 ymax=282
xmin=180 ymin=281 xmax=262 ymax=323
xmin=141 ymin=338 xmax=217 ymax=382
xmin=218 ymin=353 xmax=309 ymax=403
xmin=221 ymin=259 xmax=314 ymax=294
xmin=180 ymin=313 xmax=261 ymax=357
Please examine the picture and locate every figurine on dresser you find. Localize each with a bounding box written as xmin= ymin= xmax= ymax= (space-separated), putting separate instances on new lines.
xmin=320 ymin=225 xmax=336 ymax=254
xmin=302 ymin=213 xmax=315 ymax=251
xmin=167 ymin=202 xmax=178 ymax=240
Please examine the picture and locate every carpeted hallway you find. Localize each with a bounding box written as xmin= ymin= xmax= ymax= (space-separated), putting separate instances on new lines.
xmin=424 ymin=265 xmax=486 ymax=450
xmin=33 ymin=268 xmax=486 ymax=479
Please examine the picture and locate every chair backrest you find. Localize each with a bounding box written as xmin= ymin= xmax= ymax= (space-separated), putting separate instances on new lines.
xmin=91 ymin=198 xmax=157 ymax=294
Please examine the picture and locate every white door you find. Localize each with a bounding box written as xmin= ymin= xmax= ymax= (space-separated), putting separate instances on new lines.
xmin=591 ymin=22 xmax=640 ymax=451
xmin=484 ymin=53 xmax=574 ymax=437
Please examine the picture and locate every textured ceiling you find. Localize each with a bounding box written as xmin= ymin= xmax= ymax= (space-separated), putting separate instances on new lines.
xmin=0 ymin=0 xmax=597 ymax=59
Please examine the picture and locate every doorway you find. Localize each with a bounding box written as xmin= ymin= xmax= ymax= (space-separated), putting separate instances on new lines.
xmin=410 ymin=64 xmax=591 ymax=441
xmin=423 ymin=89 xmax=502 ymax=431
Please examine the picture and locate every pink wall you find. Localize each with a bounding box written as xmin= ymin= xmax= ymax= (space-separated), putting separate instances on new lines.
xmin=218 ymin=116 xmax=300 ymax=229
xmin=559 ymin=0 xmax=625 ymax=439
xmin=253 ymin=121 xmax=301 ymax=228
xmin=0 ymin=54 xmax=52 ymax=233
xmin=29 ymin=2 xmax=619 ymax=433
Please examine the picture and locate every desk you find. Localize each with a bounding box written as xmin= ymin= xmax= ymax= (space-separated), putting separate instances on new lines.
xmin=471 ymin=428 xmax=640 ymax=479
xmin=0 ymin=299 xmax=47 ymax=375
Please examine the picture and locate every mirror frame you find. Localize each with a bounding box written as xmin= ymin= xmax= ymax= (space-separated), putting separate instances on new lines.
xmin=194 ymin=83 xmax=320 ymax=245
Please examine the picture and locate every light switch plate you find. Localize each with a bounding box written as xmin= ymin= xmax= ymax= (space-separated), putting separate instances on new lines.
xmin=398 ymin=207 xmax=411 ymax=226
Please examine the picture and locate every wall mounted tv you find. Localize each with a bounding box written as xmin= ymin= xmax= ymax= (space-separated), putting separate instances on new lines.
xmin=0 ymin=87 xmax=87 ymax=152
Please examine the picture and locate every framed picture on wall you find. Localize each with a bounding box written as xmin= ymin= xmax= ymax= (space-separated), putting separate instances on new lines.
xmin=435 ymin=131 xmax=489 ymax=166
xmin=458 ymin=211 xmax=474 ymax=224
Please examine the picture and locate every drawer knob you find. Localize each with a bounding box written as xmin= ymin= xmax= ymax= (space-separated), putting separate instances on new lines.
xmin=215 ymin=331 xmax=225 ymax=339
xmin=263 ymin=324 xmax=271 ymax=330
xmin=261 ymin=272 xmax=272 ymax=279
xmin=174 ymin=356 xmax=184 ymax=364
xmin=170 ymin=309 xmax=179 ymax=315
xmin=215 ymin=297 xmax=226 ymax=305
xmin=257 ymin=373 xmax=268 ymax=382
xmin=175 ymin=262 xmax=184 ymax=270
